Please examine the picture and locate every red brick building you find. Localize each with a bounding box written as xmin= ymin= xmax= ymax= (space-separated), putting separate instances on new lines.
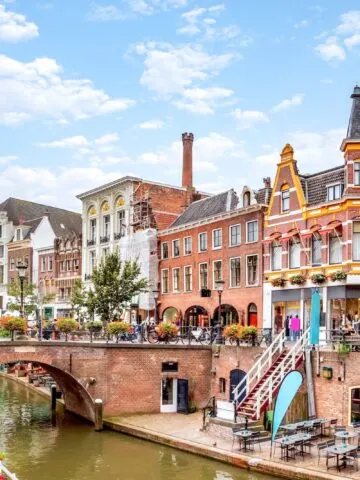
xmin=158 ymin=183 xmax=271 ymax=328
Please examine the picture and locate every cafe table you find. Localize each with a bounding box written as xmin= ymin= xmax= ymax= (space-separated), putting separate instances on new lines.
xmin=233 ymin=430 xmax=253 ymax=452
xmin=275 ymin=433 xmax=311 ymax=461
xmin=326 ymin=444 xmax=357 ymax=471
xmin=335 ymin=431 xmax=358 ymax=444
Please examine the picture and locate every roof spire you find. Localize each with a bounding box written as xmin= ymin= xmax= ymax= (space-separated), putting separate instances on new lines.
xmin=341 ymin=85 xmax=360 ymax=151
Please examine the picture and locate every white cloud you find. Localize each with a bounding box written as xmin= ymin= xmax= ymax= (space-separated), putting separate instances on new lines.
xmin=231 ymin=108 xmax=269 ymax=129
xmin=344 ymin=33 xmax=360 ymax=49
xmin=175 ymin=87 xmax=234 ymax=115
xmin=87 ymin=4 xmax=126 ymax=21
xmin=294 ymin=19 xmax=309 ymax=29
xmin=0 ymin=154 xmax=17 ymax=165
xmin=38 ymin=136 xmax=89 ymax=148
xmin=315 ymin=36 xmax=346 ymax=62
xmin=0 ymin=54 xmax=135 ymax=125
xmin=88 ymin=0 xmax=187 ymax=21
xmin=335 ymin=11 xmax=360 ymax=36
xmin=94 ymin=132 xmax=119 ymax=145
xmin=0 ymin=4 xmax=38 ymax=42
xmin=271 ymin=93 xmax=304 ymax=112
xmin=139 ymin=119 xmax=165 ymax=129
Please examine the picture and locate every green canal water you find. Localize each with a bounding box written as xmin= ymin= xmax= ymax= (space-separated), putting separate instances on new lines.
xmin=0 ymin=377 xmax=277 ymax=480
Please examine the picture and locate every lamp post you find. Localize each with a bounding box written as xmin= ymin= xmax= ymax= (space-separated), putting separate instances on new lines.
xmin=215 ymin=280 xmax=225 ymax=344
xmin=16 ymin=262 xmax=27 ymax=340
xmin=152 ymin=290 xmax=160 ymax=324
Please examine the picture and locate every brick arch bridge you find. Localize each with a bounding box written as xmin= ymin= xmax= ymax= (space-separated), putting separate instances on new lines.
xmin=0 ymin=341 xmax=212 ymax=422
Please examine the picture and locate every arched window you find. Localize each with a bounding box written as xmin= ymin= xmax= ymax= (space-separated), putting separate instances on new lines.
xmin=311 ymin=232 xmax=322 ymax=266
xmin=247 ymin=303 xmax=258 ymax=327
xmin=289 ymin=236 xmax=300 ymax=269
xmin=115 ymin=196 xmax=126 ymax=239
xmin=243 ymin=191 xmax=251 ymax=207
xmin=271 ymin=241 xmax=282 ymax=271
xmin=281 ymin=184 xmax=290 ymax=213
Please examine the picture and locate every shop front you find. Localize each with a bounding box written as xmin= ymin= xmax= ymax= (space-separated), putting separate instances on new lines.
xmin=184 ymin=306 xmax=209 ymax=327
xmin=328 ymin=286 xmax=360 ymax=330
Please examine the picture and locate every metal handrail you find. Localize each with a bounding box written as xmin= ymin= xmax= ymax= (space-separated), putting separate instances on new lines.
xmin=232 ymin=328 xmax=286 ymax=405
xmin=0 ymin=461 xmax=19 ymax=480
xmin=254 ymin=327 xmax=310 ymax=418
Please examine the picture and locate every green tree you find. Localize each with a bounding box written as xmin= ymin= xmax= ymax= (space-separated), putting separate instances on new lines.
xmin=90 ymin=253 xmax=148 ymax=323
xmin=7 ymin=280 xmax=55 ymax=316
xmin=70 ymin=278 xmax=87 ymax=321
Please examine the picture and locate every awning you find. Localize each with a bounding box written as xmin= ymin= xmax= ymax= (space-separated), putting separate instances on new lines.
xmin=300 ymin=231 xmax=313 ymax=239
xmin=319 ymin=222 xmax=342 ymax=235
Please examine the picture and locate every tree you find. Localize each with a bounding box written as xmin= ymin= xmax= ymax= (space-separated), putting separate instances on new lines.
xmin=70 ymin=278 xmax=87 ymax=321
xmin=90 ymin=253 xmax=148 ymax=323
xmin=7 ymin=280 xmax=55 ymax=317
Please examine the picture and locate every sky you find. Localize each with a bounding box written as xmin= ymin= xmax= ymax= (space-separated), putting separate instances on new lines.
xmin=0 ymin=0 xmax=360 ymax=211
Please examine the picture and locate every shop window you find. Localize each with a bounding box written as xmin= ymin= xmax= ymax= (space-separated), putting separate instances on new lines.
xmin=329 ymin=232 xmax=342 ymax=264
xmin=271 ymin=241 xmax=282 ymax=271
xmin=311 ymin=233 xmax=322 ymax=266
xmin=353 ymin=222 xmax=360 ymax=261
xmin=289 ymin=237 xmax=300 ymax=269
xmin=219 ymin=378 xmax=226 ymax=393
xmin=247 ymin=255 xmax=258 ymax=286
xmin=355 ymin=163 xmax=360 ymax=186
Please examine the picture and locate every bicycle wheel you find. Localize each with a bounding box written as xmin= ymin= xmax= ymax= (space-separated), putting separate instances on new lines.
xmin=168 ymin=334 xmax=179 ymax=344
xmin=229 ymin=336 xmax=238 ymax=346
xmin=148 ymin=331 xmax=158 ymax=343
xmin=200 ymin=332 xmax=211 ymax=345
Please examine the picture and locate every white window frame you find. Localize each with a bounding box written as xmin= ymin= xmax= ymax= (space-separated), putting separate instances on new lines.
xmin=271 ymin=241 xmax=282 ymax=271
xmin=184 ymin=265 xmax=192 ymax=292
xmin=281 ymin=189 xmax=290 ymax=213
xmin=161 ymin=268 xmax=169 ymax=294
xmin=355 ymin=162 xmax=360 ymax=187
xmin=48 ymin=256 xmax=53 ymax=272
xmin=161 ymin=242 xmax=169 ymax=260
xmin=198 ymin=232 xmax=207 ymax=252
xmin=183 ymin=236 xmax=192 ymax=256
xmin=16 ymin=228 xmax=22 ymax=241
xmin=172 ymin=239 xmax=180 ymax=258
xmin=229 ymin=224 xmax=241 ymax=247
xmin=103 ymin=214 xmax=110 ymax=237
xmin=246 ymin=220 xmax=258 ymax=243
xmin=229 ymin=256 xmax=241 ymax=288
xmin=212 ymin=260 xmax=223 ymax=289
xmin=89 ymin=218 xmax=97 ymax=242
xmin=289 ymin=237 xmax=301 ymax=269
xmin=311 ymin=233 xmax=322 ymax=266
xmin=329 ymin=232 xmax=342 ymax=264
xmin=199 ymin=262 xmax=208 ymax=290
xmin=246 ymin=254 xmax=259 ymax=287
xmin=89 ymin=250 xmax=96 ymax=273
xmin=212 ymin=228 xmax=222 ymax=250
xmin=327 ymin=183 xmax=342 ymax=202
xmin=172 ymin=267 xmax=181 ymax=293
xmin=353 ymin=222 xmax=360 ymax=261
xmin=10 ymin=258 xmax=15 ymax=271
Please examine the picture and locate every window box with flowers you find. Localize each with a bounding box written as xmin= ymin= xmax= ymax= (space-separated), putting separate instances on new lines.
xmin=289 ymin=274 xmax=306 ymax=286
xmin=330 ymin=270 xmax=347 ymax=282
xmin=311 ymin=273 xmax=327 ymax=285
xmin=271 ymin=277 xmax=287 ymax=287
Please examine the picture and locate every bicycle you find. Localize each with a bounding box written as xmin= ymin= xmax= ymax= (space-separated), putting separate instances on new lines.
xmin=179 ymin=326 xmax=212 ymax=345
xmin=148 ymin=330 xmax=179 ymax=344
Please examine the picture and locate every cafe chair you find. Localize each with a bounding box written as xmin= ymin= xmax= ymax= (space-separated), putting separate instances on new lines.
xmin=345 ymin=450 xmax=359 ymax=471
xmin=231 ymin=426 xmax=244 ymax=451
xmin=308 ymin=415 xmax=316 ymax=420
xmin=324 ymin=418 xmax=338 ymax=436
xmin=248 ymin=431 xmax=261 ymax=452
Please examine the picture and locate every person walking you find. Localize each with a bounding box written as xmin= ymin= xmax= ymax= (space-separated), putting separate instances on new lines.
xmin=290 ymin=314 xmax=301 ymax=342
xmin=285 ymin=315 xmax=290 ymax=341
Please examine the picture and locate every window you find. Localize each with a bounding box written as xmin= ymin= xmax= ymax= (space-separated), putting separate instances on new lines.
xmin=0 ymin=245 xmax=4 ymax=258
xmin=311 ymin=233 xmax=322 ymax=266
xmin=199 ymin=232 xmax=207 ymax=252
xmin=327 ymin=184 xmax=341 ymax=201
xmin=271 ymin=241 xmax=282 ymax=271
xmin=184 ymin=266 xmax=192 ymax=292
xmin=89 ymin=251 xmax=96 ymax=273
xmin=172 ymin=268 xmax=180 ymax=292
xmin=281 ymin=189 xmax=290 ymax=213
xmin=16 ymin=229 xmax=21 ymax=241
xmin=219 ymin=378 xmax=226 ymax=393
xmin=243 ymin=191 xmax=251 ymax=207
xmin=230 ymin=224 xmax=241 ymax=246
xmin=355 ymin=163 xmax=360 ymax=186
xmin=0 ymin=225 xmax=2 ymax=238
xmin=90 ymin=219 xmax=96 ymax=241
xmin=247 ymin=221 xmax=258 ymax=243
xmin=10 ymin=258 xmax=15 ymax=271
xmin=199 ymin=263 xmax=208 ymax=289
xmin=230 ymin=257 xmax=241 ymax=287
xmin=161 ymin=242 xmax=169 ymax=259
xmin=60 ymin=260 xmax=65 ymax=272
xmin=102 ymin=247 xmax=109 ymax=258
xmin=103 ymin=215 xmax=110 ymax=237
xmin=172 ymin=239 xmax=180 ymax=257
xmin=329 ymin=231 xmax=342 ymax=264
xmin=0 ymin=265 xmax=3 ymax=284
xmin=41 ymin=257 xmax=46 ymax=272
xmin=117 ymin=210 xmax=126 ymax=237
xmin=161 ymin=269 xmax=169 ymax=294
xmin=353 ymin=222 xmax=360 ymax=261
xmin=73 ymin=258 xmax=79 ymax=270
xmin=212 ymin=229 xmax=222 ymax=249
xmin=48 ymin=257 xmax=53 ymax=271
xmin=66 ymin=259 xmax=72 ymax=271
xmin=213 ymin=260 xmax=222 ymax=288
xmin=289 ymin=236 xmax=301 ymax=269
xmin=184 ymin=237 xmax=192 ymax=255
xmin=247 ymin=255 xmax=258 ymax=286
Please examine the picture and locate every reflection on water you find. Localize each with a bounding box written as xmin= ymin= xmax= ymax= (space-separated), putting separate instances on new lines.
xmin=0 ymin=378 xmax=276 ymax=480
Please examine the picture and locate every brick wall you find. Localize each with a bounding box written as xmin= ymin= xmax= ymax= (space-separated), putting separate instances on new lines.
xmin=7 ymin=246 xmax=33 ymax=282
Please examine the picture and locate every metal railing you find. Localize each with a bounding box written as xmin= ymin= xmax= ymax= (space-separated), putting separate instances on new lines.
xmin=0 ymin=461 xmax=19 ymax=480
xmin=232 ymin=328 xmax=286 ymax=406
xmin=254 ymin=327 xmax=310 ymax=419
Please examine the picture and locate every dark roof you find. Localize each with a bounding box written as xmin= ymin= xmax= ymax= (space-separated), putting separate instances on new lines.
xmin=23 ymin=218 xmax=43 ymax=239
xmin=347 ymin=86 xmax=360 ymax=139
xmin=255 ymin=187 xmax=272 ymax=205
xmin=171 ymin=190 xmax=238 ymax=227
xmin=299 ymin=166 xmax=345 ymax=206
xmin=0 ymin=197 xmax=82 ymax=237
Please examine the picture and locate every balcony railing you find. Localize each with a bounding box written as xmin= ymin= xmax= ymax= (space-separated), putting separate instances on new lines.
xmin=87 ymin=239 xmax=96 ymax=246
xmin=114 ymin=231 xmax=125 ymax=240
xmin=100 ymin=235 xmax=110 ymax=244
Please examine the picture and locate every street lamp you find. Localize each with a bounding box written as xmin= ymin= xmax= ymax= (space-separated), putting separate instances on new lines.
xmin=16 ymin=261 xmax=27 ymax=320
xmin=152 ymin=290 xmax=160 ymax=324
xmin=215 ymin=279 xmax=225 ymax=344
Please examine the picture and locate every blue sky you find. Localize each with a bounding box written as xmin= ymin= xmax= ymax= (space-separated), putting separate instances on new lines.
xmin=0 ymin=0 xmax=360 ymax=211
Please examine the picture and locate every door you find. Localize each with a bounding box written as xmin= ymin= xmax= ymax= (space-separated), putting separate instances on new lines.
xmin=177 ymin=379 xmax=189 ymax=413
xmin=248 ymin=303 xmax=258 ymax=327
xmin=229 ymin=369 xmax=246 ymax=402
xmin=160 ymin=378 xmax=177 ymax=413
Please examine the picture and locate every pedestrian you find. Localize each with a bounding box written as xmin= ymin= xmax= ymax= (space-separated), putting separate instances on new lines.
xmin=290 ymin=314 xmax=301 ymax=342
xmin=285 ymin=315 xmax=290 ymax=341
xmin=274 ymin=307 xmax=283 ymax=334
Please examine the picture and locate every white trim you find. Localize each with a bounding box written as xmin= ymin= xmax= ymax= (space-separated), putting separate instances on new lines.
xmin=172 ymin=238 xmax=180 ymax=258
xmin=267 ymin=212 xmax=302 ymax=221
xmin=212 ymin=259 xmax=222 ymax=289
xmin=212 ymin=228 xmax=222 ymax=250
xmin=161 ymin=241 xmax=169 ymax=260
xmin=160 ymin=378 xmax=178 ymax=413
xmin=172 ymin=267 xmax=181 ymax=293
xmin=198 ymin=231 xmax=207 ymax=253
xmin=183 ymin=236 xmax=192 ymax=256
xmin=229 ymin=256 xmax=241 ymax=288
xmin=246 ymin=220 xmax=258 ymax=243
xmin=184 ymin=264 xmax=192 ymax=292
xmin=199 ymin=262 xmax=208 ymax=290
xmin=229 ymin=223 xmax=241 ymax=247
xmin=270 ymin=241 xmax=282 ymax=272
xmin=161 ymin=268 xmax=169 ymax=294
xmin=246 ymin=254 xmax=259 ymax=287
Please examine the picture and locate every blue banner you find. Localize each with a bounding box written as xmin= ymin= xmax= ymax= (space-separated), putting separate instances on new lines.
xmin=271 ymin=370 xmax=303 ymax=443
xmin=310 ymin=288 xmax=320 ymax=345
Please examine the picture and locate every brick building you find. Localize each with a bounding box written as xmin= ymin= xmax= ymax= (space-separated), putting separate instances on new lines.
xmin=263 ymin=85 xmax=360 ymax=335
xmin=158 ymin=183 xmax=271 ymax=328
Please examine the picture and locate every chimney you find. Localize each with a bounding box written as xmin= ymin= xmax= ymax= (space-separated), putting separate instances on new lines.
xmin=263 ymin=177 xmax=271 ymax=188
xmin=182 ymin=132 xmax=194 ymax=189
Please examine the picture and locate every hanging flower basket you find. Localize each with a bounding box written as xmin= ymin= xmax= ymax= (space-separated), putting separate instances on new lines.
xmin=271 ymin=277 xmax=287 ymax=287
xmin=311 ymin=273 xmax=327 ymax=285
xmin=289 ymin=274 xmax=306 ymax=286
xmin=330 ymin=270 xmax=347 ymax=282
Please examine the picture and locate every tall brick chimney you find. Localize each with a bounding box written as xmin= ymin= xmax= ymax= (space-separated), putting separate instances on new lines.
xmin=182 ymin=132 xmax=194 ymax=189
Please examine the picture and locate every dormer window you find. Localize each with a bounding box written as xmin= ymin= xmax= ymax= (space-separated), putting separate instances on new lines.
xmin=243 ymin=191 xmax=251 ymax=207
xmin=327 ymin=184 xmax=342 ymax=201
xmin=16 ymin=228 xmax=22 ymax=241
xmin=355 ymin=162 xmax=360 ymax=186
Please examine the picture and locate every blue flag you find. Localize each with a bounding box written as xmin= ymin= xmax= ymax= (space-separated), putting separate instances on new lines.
xmin=310 ymin=288 xmax=320 ymax=345
xmin=271 ymin=370 xmax=303 ymax=443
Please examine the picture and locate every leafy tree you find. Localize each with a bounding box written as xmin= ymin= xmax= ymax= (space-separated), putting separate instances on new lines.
xmin=90 ymin=253 xmax=148 ymax=323
xmin=70 ymin=278 xmax=87 ymax=321
xmin=7 ymin=280 xmax=55 ymax=317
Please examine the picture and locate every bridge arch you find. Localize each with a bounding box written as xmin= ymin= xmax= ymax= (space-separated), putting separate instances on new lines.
xmin=0 ymin=353 xmax=95 ymax=423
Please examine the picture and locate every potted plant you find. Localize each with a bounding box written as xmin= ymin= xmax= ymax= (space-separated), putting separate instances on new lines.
xmin=271 ymin=277 xmax=287 ymax=287
xmin=155 ymin=321 xmax=178 ymax=341
xmin=107 ymin=321 xmax=131 ymax=342
xmin=289 ymin=274 xmax=306 ymax=286
xmin=338 ymin=342 xmax=351 ymax=355
xmin=0 ymin=316 xmax=25 ymax=341
xmin=56 ymin=318 xmax=78 ymax=341
xmin=330 ymin=270 xmax=347 ymax=282
xmin=87 ymin=320 xmax=103 ymax=332
xmin=311 ymin=273 xmax=327 ymax=285
xmin=240 ymin=326 xmax=258 ymax=346
xmin=223 ymin=324 xmax=241 ymax=345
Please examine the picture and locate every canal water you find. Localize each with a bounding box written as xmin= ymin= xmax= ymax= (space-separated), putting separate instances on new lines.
xmin=0 ymin=377 xmax=276 ymax=480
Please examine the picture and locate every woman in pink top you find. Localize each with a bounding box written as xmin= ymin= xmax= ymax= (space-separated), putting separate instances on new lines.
xmin=290 ymin=315 xmax=301 ymax=342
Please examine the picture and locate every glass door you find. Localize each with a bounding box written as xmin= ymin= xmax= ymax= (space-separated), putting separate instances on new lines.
xmin=160 ymin=378 xmax=177 ymax=413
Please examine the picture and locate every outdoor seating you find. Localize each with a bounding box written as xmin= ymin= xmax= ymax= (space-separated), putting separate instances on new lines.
xmin=324 ymin=418 xmax=338 ymax=436
xmin=345 ymin=450 xmax=359 ymax=471
xmin=317 ymin=441 xmax=329 ymax=465
xmin=308 ymin=415 xmax=316 ymax=420
xmin=335 ymin=425 xmax=346 ymax=431
xmin=248 ymin=431 xmax=261 ymax=452
xmin=231 ymin=426 xmax=244 ymax=450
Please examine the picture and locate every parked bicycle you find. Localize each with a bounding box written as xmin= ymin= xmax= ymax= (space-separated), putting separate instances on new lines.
xmin=179 ymin=326 xmax=212 ymax=345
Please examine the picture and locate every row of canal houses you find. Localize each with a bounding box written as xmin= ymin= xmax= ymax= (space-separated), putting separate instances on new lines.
xmin=0 ymin=86 xmax=360 ymax=336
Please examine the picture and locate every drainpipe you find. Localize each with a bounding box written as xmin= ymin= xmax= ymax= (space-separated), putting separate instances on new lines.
xmin=305 ymin=347 xmax=316 ymax=417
